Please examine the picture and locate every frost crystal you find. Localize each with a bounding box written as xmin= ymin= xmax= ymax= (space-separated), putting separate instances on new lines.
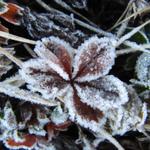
xmin=19 ymin=36 xmax=131 ymax=134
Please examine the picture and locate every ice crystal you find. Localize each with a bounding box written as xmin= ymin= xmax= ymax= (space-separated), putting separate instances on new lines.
xmin=20 ymin=36 xmax=131 ymax=133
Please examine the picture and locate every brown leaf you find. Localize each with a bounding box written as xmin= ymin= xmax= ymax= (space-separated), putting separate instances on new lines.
xmin=0 ymin=3 xmax=23 ymax=25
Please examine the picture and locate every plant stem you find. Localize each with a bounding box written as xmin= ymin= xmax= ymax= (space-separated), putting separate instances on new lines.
xmin=98 ymin=129 xmax=125 ymax=150
xmin=0 ymin=31 xmax=36 ymax=45
xmin=0 ymin=47 xmax=23 ymax=67
xmin=116 ymin=20 xmax=150 ymax=47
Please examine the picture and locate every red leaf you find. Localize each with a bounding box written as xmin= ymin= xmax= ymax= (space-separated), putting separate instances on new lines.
xmin=73 ymin=89 xmax=103 ymax=122
xmin=6 ymin=134 xmax=37 ymax=149
xmin=35 ymin=37 xmax=73 ymax=78
xmin=0 ymin=3 xmax=23 ymax=25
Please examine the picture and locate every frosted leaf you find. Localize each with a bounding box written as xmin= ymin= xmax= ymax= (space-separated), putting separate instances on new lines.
xmin=20 ymin=59 xmax=68 ymax=99
xmin=73 ymin=36 xmax=115 ymax=82
xmin=107 ymin=85 xmax=147 ymax=135
xmin=75 ymin=75 xmax=128 ymax=111
xmin=0 ymin=48 xmax=14 ymax=77
xmin=35 ymin=36 xmax=74 ymax=77
xmin=65 ymin=87 xmax=106 ymax=132
xmin=22 ymin=8 xmax=88 ymax=48
xmin=136 ymin=53 xmax=150 ymax=82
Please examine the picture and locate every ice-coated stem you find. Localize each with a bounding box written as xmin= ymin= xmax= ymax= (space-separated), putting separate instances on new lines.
xmin=116 ymin=20 xmax=150 ymax=47
xmin=0 ymin=31 xmax=36 ymax=45
xmin=98 ymin=129 xmax=125 ymax=150
xmin=116 ymin=41 xmax=150 ymax=56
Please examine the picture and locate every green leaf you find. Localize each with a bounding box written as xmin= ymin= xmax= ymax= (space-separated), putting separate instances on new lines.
xmin=125 ymin=27 xmax=149 ymax=44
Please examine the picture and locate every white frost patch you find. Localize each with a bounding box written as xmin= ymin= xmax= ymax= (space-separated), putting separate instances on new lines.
xmin=19 ymin=58 xmax=67 ymax=100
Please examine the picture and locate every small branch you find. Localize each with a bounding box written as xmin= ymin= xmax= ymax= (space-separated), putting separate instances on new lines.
xmin=0 ymin=47 xmax=23 ymax=67
xmin=116 ymin=20 xmax=150 ymax=47
xmin=97 ymin=129 xmax=124 ymax=150
xmin=0 ymin=83 xmax=57 ymax=107
xmin=0 ymin=31 xmax=36 ymax=45
xmin=35 ymin=0 xmax=113 ymax=37
xmin=110 ymin=6 xmax=150 ymax=30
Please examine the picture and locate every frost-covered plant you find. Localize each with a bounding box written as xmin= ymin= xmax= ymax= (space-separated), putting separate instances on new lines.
xmin=19 ymin=35 xmax=147 ymax=150
xmin=0 ymin=1 xmax=149 ymax=149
